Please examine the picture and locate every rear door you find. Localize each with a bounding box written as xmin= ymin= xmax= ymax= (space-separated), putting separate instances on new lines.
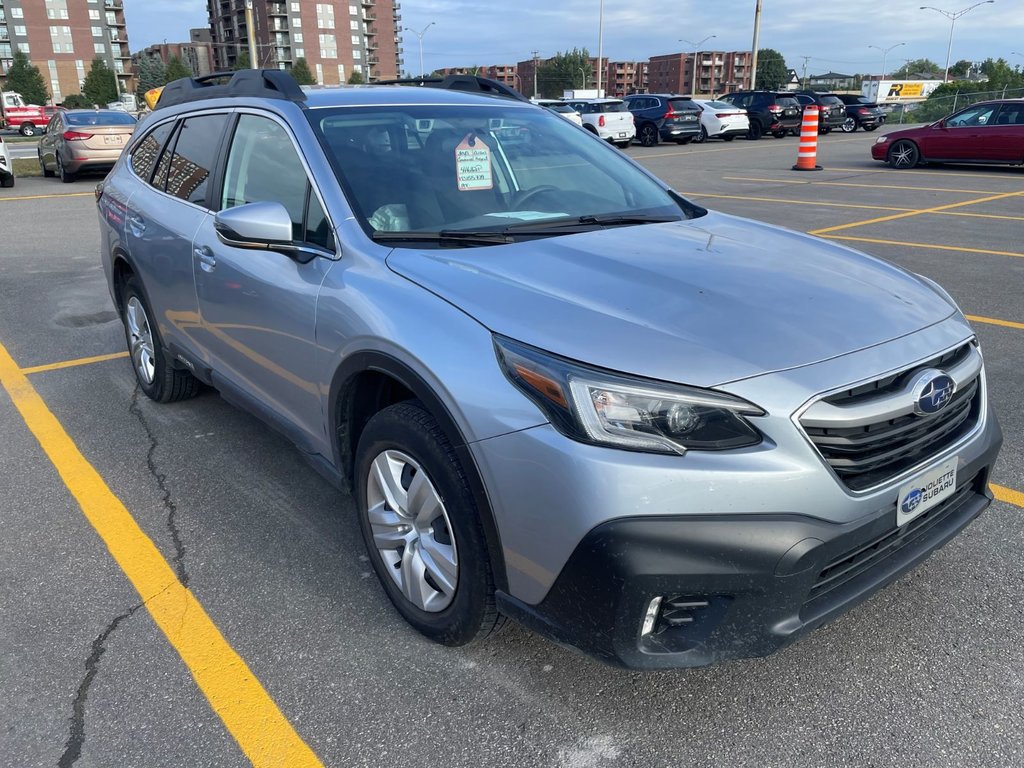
xmin=124 ymin=112 xmax=231 ymax=364
xmin=600 ymin=101 xmax=634 ymax=138
xmin=988 ymin=103 xmax=1024 ymax=162
xmin=191 ymin=111 xmax=335 ymax=451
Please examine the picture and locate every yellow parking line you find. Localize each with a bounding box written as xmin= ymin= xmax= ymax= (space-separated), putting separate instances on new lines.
xmin=723 ymin=176 xmax=1003 ymax=194
xmin=809 ymin=190 xmax=1024 ymax=236
xmin=818 ymin=234 xmax=1024 ymax=259
xmin=683 ymin=191 xmax=913 ymax=212
xmin=0 ymin=192 xmax=94 ymax=202
xmin=0 ymin=339 xmax=323 ymax=768
xmin=966 ymin=314 xmax=1024 ymax=331
xmin=993 ymin=485 xmax=1024 ymax=508
xmin=21 ymin=351 xmax=129 ymax=376
xmin=825 ymin=166 xmax=1024 ymax=181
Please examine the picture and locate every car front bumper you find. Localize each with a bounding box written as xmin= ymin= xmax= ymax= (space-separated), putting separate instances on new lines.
xmin=871 ymin=140 xmax=890 ymax=160
xmin=496 ymin=409 xmax=1002 ymax=669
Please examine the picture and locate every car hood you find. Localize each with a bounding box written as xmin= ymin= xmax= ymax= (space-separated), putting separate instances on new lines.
xmin=385 ymin=212 xmax=955 ymax=387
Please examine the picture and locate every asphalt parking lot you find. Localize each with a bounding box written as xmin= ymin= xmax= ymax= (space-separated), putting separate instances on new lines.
xmin=1 ymin=127 xmax=1022 ymax=768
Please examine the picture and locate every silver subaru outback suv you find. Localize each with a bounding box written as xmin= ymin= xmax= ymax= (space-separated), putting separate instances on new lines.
xmin=97 ymin=71 xmax=1001 ymax=669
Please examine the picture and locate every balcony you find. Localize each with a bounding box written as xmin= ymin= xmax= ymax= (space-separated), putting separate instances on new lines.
xmin=268 ymin=4 xmax=287 ymax=15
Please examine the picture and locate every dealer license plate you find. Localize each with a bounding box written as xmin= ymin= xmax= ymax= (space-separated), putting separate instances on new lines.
xmin=104 ymin=135 xmax=124 ymax=146
xmin=896 ymin=457 xmax=957 ymax=526
xmin=618 ymin=132 xmax=627 ymax=138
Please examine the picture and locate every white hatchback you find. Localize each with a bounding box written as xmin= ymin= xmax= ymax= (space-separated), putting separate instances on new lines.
xmin=565 ymin=98 xmax=636 ymax=148
xmin=691 ymin=99 xmax=750 ymax=143
xmin=0 ymin=132 xmax=14 ymax=188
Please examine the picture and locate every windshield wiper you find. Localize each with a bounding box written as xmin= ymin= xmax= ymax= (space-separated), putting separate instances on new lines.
xmin=371 ymin=230 xmax=513 ymax=246
xmin=502 ymin=213 xmax=680 ymax=233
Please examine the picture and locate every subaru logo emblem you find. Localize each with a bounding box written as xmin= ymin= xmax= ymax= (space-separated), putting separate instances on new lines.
xmin=901 ymin=488 xmax=923 ymax=515
xmin=911 ymin=369 xmax=956 ymax=416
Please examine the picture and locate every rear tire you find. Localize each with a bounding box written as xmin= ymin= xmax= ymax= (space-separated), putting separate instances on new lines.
xmin=747 ymin=121 xmax=763 ymax=140
xmin=772 ymin=130 xmax=787 ymax=138
xmin=864 ymin=125 xmax=878 ymax=132
xmin=121 ymin=275 xmax=201 ymax=403
xmin=355 ymin=402 xmax=504 ymax=646
xmin=693 ymin=126 xmax=708 ymax=144
xmin=819 ymin=126 xmax=832 ymax=135
xmin=57 ymin=155 xmax=75 ymax=184
xmin=637 ymin=123 xmax=659 ymax=147
xmin=841 ymin=117 xmax=857 ymax=133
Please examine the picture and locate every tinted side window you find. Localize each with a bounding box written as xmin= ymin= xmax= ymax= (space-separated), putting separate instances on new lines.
xmin=222 ymin=115 xmax=310 ymax=241
xmin=130 ymin=122 xmax=175 ymax=183
xmin=165 ymin=114 xmax=229 ymax=206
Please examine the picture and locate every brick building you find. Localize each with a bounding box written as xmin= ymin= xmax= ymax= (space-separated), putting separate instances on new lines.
xmin=207 ymin=0 xmax=403 ymax=85
xmin=513 ymin=55 xmax=646 ymax=99
xmin=435 ymin=65 xmax=519 ymax=90
xmin=134 ymin=29 xmax=215 ymax=78
xmin=0 ymin=0 xmax=133 ymax=104
xmin=603 ymin=60 xmax=647 ymax=97
xmin=647 ymin=50 xmax=751 ymax=96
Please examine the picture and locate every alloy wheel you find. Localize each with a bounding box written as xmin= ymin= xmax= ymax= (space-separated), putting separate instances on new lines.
xmin=125 ymin=296 xmax=156 ymax=385
xmin=366 ymin=450 xmax=459 ymax=613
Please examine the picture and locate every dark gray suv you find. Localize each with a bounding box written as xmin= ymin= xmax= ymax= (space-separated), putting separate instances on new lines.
xmin=622 ymin=93 xmax=702 ymax=146
xmin=97 ymin=70 xmax=1002 ymax=669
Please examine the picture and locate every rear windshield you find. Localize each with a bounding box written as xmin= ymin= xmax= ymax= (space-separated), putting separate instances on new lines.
xmin=700 ymin=100 xmax=736 ymax=110
xmin=549 ymin=105 xmax=576 ymax=114
xmin=819 ymin=96 xmax=843 ymax=106
xmin=66 ymin=112 xmax=137 ymax=126
xmin=776 ymin=98 xmax=799 ymax=108
xmin=668 ymin=99 xmax=698 ymax=112
xmin=588 ymin=102 xmax=627 ymax=113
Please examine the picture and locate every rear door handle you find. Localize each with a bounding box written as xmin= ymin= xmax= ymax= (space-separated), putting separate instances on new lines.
xmin=126 ymin=213 xmax=146 ymax=236
xmin=195 ymin=246 xmax=217 ymax=272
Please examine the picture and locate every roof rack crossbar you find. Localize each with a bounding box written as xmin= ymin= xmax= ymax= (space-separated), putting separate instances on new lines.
xmin=372 ymin=75 xmax=529 ymax=102
xmin=155 ymin=69 xmax=307 ymax=110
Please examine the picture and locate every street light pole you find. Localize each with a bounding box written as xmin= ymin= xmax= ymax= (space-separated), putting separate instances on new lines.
xmin=868 ymin=42 xmax=906 ymax=79
xmin=919 ymin=1 xmax=995 ymax=83
xmin=403 ymin=22 xmax=435 ymax=77
xmin=244 ymin=0 xmax=258 ymax=69
xmin=596 ymin=0 xmax=604 ymax=96
xmin=749 ymin=0 xmax=763 ymax=90
xmin=680 ymin=35 xmax=716 ymax=96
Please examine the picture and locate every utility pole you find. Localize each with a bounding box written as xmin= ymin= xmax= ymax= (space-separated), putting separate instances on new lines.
xmin=532 ymin=50 xmax=539 ymax=98
xmin=244 ymin=0 xmax=258 ymax=70
xmin=799 ymin=55 xmax=811 ymax=89
xmin=596 ymin=0 xmax=605 ymax=96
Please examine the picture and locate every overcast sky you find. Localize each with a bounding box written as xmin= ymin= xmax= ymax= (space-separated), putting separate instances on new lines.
xmin=125 ymin=0 xmax=1023 ymax=76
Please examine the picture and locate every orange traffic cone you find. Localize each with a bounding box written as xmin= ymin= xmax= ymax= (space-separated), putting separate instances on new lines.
xmin=793 ymin=105 xmax=822 ymax=172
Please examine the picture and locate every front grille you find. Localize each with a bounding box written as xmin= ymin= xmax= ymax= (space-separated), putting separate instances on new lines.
xmin=804 ymin=472 xmax=981 ymax=613
xmin=801 ymin=343 xmax=982 ymax=491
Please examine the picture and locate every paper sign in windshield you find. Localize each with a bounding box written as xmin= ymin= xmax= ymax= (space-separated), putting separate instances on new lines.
xmin=455 ymin=134 xmax=493 ymax=191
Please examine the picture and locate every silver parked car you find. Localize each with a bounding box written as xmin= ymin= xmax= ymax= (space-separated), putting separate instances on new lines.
xmin=97 ymin=71 xmax=1001 ymax=669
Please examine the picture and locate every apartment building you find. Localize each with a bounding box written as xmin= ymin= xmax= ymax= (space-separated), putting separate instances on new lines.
xmin=135 ymin=29 xmax=215 ymax=78
xmin=435 ymin=65 xmax=519 ymax=89
xmin=0 ymin=0 xmax=133 ymax=103
xmin=604 ymin=60 xmax=647 ymax=97
xmin=647 ymin=50 xmax=751 ymax=95
xmin=207 ymin=0 xmax=403 ymax=84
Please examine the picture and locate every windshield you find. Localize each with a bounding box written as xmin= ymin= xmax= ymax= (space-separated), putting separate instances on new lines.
xmin=306 ymin=103 xmax=695 ymax=243
xmin=66 ymin=112 xmax=137 ymax=126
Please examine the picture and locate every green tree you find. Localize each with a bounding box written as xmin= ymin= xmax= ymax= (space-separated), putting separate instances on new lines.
xmin=82 ymin=57 xmax=119 ymax=106
xmin=291 ymin=57 xmax=317 ymax=85
xmin=948 ymin=59 xmax=972 ymax=78
xmin=61 ymin=94 xmax=92 ymax=109
xmin=3 ymin=50 xmax=50 ymax=106
xmin=233 ymin=50 xmax=251 ymax=71
xmin=535 ymin=48 xmax=592 ymax=98
xmin=890 ymin=58 xmax=941 ymax=79
xmin=135 ymin=56 xmax=167 ymax=99
xmin=164 ymin=55 xmax=192 ymax=81
xmin=755 ymin=49 xmax=788 ymax=90
xmin=347 ymin=70 xmax=365 ymax=84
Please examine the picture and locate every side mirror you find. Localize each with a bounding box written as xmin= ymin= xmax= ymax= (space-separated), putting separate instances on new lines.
xmin=934 ymin=119 xmax=946 ymax=128
xmin=214 ymin=201 xmax=293 ymax=250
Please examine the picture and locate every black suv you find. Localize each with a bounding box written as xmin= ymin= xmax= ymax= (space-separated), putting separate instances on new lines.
xmin=792 ymin=91 xmax=847 ymax=134
xmin=719 ymin=91 xmax=801 ymax=140
xmin=833 ymin=94 xmax=886 ymax=132
xmin=622 ymin=93 xmax=702 ymax=146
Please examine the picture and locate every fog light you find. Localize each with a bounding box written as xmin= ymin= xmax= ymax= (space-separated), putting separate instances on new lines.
xmin=641 ymin=596 xmax=663 ymax=636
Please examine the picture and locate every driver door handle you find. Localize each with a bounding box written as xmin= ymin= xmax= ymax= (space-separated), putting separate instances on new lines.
xmin=195 ymin=246 xmax=217 ymax=273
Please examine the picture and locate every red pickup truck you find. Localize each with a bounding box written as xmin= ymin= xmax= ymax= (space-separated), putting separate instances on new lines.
xmin=1 ymin=91 xmax=51 ymax=136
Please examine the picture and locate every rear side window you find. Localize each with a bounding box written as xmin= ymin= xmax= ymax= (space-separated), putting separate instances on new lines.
xmin=164 ymin=114 xmax=229 ymax=206
xmin=130 ymin=122 xmax=175 ymax=183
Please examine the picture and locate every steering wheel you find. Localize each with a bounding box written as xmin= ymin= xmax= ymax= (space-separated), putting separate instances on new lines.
xmin=511 ymin=185 xmax=561 ymax=210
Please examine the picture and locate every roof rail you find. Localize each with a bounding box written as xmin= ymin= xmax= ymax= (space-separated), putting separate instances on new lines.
xmin=155 ymin=69 xmax=307 ymax=110
xmin=373 ymin=75 xmax=530 ymax=102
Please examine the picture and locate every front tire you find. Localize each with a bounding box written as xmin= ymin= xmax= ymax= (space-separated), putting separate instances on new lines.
xmin=355 ymin=402 xmax=503 ymax=646
xmin=841 ymin=117 xmax=857 ymax=133
xmin=637 ymin=123 xmax=659 ymax=147
xmin=772 ymin=130 xmax=787 ymax=138
xmin=121 ymin=275 xmax=201 ymax=403
xmin=19 ymin=123 xmax=37 ymax=137
xmin=0 ymin=174 xmax=13 ymax=189
xmin=888 ymin=139 xmax=920 ymax=169
xmin=864 ymin=125 xmax=878 ymax=132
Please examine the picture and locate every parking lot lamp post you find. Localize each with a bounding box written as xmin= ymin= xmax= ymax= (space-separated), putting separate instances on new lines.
xmin=749 ymin=0 xmax=763 ymax=90
xmin=919 ymin=1 xmax=995 ymax=83
xmin=596 ymin=0 xmax=604 ymax=96
xmin=680 ymin=35 xmax=716 ymax=96
xmin=403 ymin=22 xmax=435 ymax=77
xmin=868 ymin=42 xmax=906 ymax=79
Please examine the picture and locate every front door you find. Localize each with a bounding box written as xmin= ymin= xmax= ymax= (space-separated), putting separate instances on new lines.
xmin=191 ymin=112 xmax=337 ymax=452
xmin=923 ymin=102 xmax=1000 ymax=161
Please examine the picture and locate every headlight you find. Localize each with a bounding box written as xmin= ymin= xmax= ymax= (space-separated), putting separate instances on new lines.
xmin=875 ymin=135 xmax=889 ymax=144
xmin=494 ymin=336 xmax=765 ymax=454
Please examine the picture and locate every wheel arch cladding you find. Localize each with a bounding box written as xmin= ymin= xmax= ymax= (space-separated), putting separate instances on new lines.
xmin=329 ymin=350 xmax=509 ymax=592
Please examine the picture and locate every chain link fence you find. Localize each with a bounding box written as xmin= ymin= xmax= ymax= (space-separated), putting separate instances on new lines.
xmin=890 ymin=86 xmax=1024 ymax=124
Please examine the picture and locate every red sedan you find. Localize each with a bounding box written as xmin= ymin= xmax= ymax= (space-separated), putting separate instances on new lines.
xmin=871 ymin=99 xmax=1024 ymax=169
